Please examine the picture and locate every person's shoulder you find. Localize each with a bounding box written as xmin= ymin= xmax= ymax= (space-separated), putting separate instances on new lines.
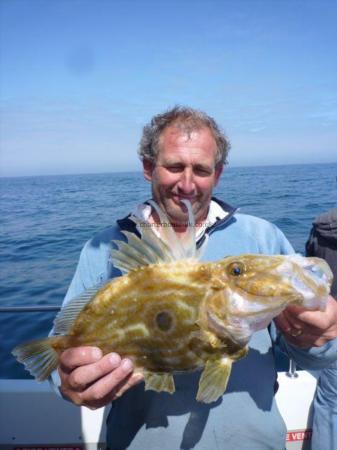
xmin=231 ymin=212 xmax=294 ymax=254
xmin=74 ymin=223 xmax=125 ymax=282
xmin=80 ymin=224 xmax=124 ymax=260
xmin=233 ymin=212 xmax=276 ymax=231
xmin=314 ymin=206 xmax=337 ymax=226
xmin=86 ymin=224 xmax=123 ymax=249
xmin=211 ymin=198 xmax=277 ymax=236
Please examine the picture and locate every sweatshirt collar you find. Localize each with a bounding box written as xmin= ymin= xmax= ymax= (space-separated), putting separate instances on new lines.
xmin=117 ymin=197 xmax=237 ymax=246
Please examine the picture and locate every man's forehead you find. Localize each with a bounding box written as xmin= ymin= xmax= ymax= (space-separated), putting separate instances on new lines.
xmin=160 ymin=124 xmax=212 ymax=140
xmin=155 ymin=131 xmax=218 ymax=168
xmin=158 ymin=126 xmax=217 ymax=154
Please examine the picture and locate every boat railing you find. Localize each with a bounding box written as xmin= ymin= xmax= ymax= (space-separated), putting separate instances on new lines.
xmin=286 ymin=358 xmax=298 ymax=378
xmin=0 ymin=305 xmax=61 ymax=312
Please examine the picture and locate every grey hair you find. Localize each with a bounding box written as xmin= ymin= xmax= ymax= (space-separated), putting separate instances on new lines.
xmin=138 ymin=106 xmax=230 ymax=166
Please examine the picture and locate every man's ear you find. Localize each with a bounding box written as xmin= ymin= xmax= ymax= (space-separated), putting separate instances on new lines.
xmin=143 ymin=159 xmax=154 ymax=181
xmin=214 ymin=164 xmax=223 ymax=185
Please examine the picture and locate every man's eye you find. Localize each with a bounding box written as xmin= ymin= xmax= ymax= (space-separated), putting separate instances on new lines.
xmin=195 ymin=168 xmax=211 ymax=176
xmin=167 ymin=166 xmax=183 ymax=173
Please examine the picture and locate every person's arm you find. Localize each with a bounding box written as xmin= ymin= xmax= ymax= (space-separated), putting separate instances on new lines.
xmin=305 ymin=226 xmax=317 ymax=257
xmin=270 ymin=223 xmax=337 ymax=367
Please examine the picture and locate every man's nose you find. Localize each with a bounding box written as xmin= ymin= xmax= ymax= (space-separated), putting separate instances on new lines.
xmin=177 ymin=169 xmax=196 ymax=194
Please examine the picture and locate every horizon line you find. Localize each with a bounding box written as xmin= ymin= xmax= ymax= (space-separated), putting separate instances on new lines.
xmin=1 ymin=160 xmax=336 ymax=179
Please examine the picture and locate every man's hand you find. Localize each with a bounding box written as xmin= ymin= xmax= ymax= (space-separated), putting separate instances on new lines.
xmin=58 ymin=346 xmax=143 ymax=409
xmin=275 ymin=295 xmax=337 ymax=347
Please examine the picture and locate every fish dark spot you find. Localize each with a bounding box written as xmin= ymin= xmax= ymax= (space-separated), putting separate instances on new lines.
xmin=156 ymin=311 xmax=173 ymax=331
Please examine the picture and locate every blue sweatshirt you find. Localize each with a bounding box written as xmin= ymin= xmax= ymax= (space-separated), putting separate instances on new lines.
xmin=60 ymin=201 xmax=337 ymax=450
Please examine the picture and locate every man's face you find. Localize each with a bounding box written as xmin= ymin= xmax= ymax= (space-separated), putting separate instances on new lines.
xmin=143 ymin=125 xmax=223 ymax=227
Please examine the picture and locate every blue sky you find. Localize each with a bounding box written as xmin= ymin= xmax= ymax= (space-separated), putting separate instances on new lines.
xmin=0 ymin=0 xmax=336 ymax=176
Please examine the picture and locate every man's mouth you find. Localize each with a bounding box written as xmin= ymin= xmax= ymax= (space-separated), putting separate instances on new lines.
xmin=172 ymin=195 xmax=196 ymax=204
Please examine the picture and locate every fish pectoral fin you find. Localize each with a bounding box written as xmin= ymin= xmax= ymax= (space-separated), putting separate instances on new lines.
xmin=204 ymin=330 xmax=222 ymax=348
xmin=144 ymin=372 xmax=175 ymax=394
xmin=192 ymin=328 xmax=222 ymax=349
xmin=196 ymin=358 xmax=232 ymax=403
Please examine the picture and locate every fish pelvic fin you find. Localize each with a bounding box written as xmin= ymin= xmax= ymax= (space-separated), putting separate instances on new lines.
xmin=111 ymin=199 xmax=200 ymax=273
xmin=12 ymin=336 xmax=60 ymax=381
xmin=196 ymin=357 xmax=233 ymax=403
xmin=144 ymin=372 xmax=175 ymax=394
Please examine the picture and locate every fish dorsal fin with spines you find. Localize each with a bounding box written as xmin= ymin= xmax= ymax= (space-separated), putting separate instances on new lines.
xmin=180 ymin=199 xmax=196 ymax=259
xmin=147 ymin=199 xmax=187 ymax=260
xmin=53 ymin=282 xmax=106 ymax=334
xmin=111 ymin=200 xmax=199 ymax=273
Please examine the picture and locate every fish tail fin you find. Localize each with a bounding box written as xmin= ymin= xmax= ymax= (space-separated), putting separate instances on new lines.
xmin=12 ymin=336 xmax=60 ymax=381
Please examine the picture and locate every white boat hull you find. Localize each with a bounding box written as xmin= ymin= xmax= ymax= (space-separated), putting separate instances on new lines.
xmin=0 ymin=371 xmax=317 ymax=449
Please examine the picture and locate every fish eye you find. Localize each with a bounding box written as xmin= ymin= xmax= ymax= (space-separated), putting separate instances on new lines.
xmin=228 ymin=262 xmax=244 ymax=277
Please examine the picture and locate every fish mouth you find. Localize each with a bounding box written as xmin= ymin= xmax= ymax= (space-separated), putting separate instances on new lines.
xmin=207 ymin=310 xmax=228 ymax=336
xmin=287 ymin=255 xmax=333 ymax=284
xmin=276 ymin=256 xmax=332 ymax=309
xmin=206 ymin=310 xmax=249 ymax=346
xmin=221 ymin=286 xmax=299 ymax=319
xmin=303 ymin=262 xmax=333 ymax=285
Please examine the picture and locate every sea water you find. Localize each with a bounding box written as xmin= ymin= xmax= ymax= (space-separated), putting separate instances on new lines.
xmin=1 ymin=163 xmax=336 ymax=378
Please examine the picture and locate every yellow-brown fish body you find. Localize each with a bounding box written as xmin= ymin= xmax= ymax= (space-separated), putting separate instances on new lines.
xmin=52 ymin=261 xmax=247 ymax=375
xmin=12 ymin=200 xmax=333 ymax=403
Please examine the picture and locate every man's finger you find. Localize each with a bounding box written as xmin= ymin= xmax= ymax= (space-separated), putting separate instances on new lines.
xmin=59 ymin=346 xmax=103 ymax=372
xmin=67 ymin=353 xmax=122 ymax=391
xmin=112 ymin=372 xmax=144 ymax=400
xmin=282 ymin=308 xmax=310 ymax=332
xmin=274 ymin=311 xmax=292 ymax=334
xmin=82 ymin=372 xmax=144 ymax=410
xmin=80 ymin=358 xmax=134 ymax=403
xmin=282 ymin=296 xmax=337 ymax=332
xmin=285 ymin=306 xmax=324 ymax=325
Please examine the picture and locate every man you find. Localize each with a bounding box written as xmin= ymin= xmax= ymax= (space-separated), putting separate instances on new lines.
xmin=306 ymin=206 xmax=337 ymax=450
xmin=57 ymin=107 xmax=337 ymax=449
